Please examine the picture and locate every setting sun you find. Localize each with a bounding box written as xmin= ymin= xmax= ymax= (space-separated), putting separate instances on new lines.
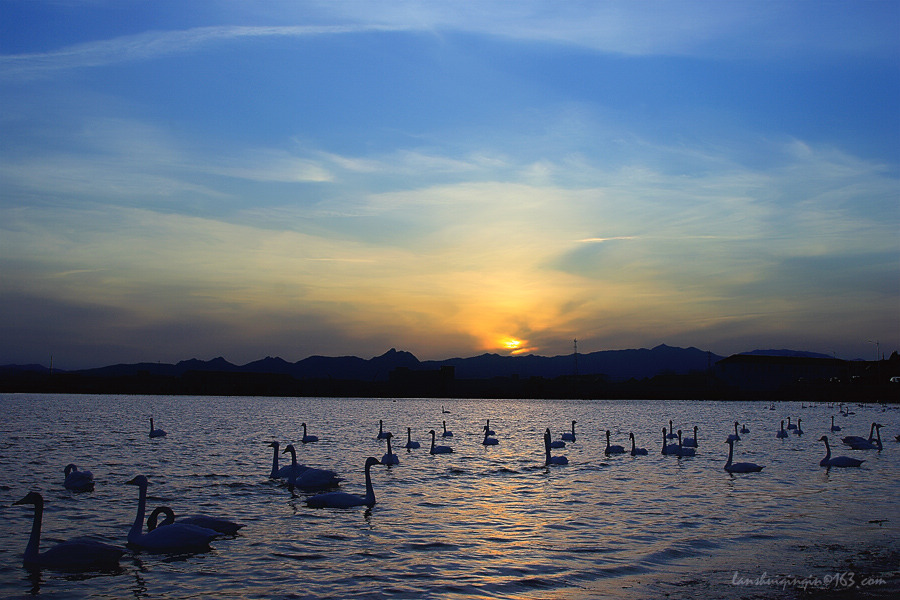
xmin=502 ymin=338 xmax=522 ymax=350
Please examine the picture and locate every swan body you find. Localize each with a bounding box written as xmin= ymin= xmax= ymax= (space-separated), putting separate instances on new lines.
xmin=661 ymin=427 xmax=680 ymax=455
xmin=776 ymin=420 xmax=788 ymax=438
xmin=149 ymin=418 xmax=166 ymax=438
xmin=268 ymin=441 xmax=306 ymax=479
xmin=842 ymin=423 xmax=876 ymax=447
xmin=786 ymin=417 xmax=797 ymax=430
xmin=441 ymin=421 xmax=453 ymax=437
xmin=544 ymin=429 xmax=568 ymax=465
xmin=830 ymin=416 xmax=841 ymax=432
xmin=739 ymin=424 xmax=750 ymax=434
xmin=63 ymin=464 xmax=94 ymax=492
xmin=404 ymin=427 xmax=420 ymax=449
xmin=724 ymin=439 xmax=764 ymax=473
xmin=560 ymin=420 xmax=576 ymax=442
xmin=377 ymin=420 xmax=391 ymax=440
xmin=846 ymin=424 xmax=882 ymax=450
xmin=819 ymin=436 xmax=864 ymax=468
xmin=674 ymin=430 xmax=696 ymax=457
xmin=727 ymin=421 xmax=741 ymax=442
xmin=604 ymin=430 xmax=626 ymax=455
xmin=484 ymin=420 xmax=495 ymax=436
xmin=306 ymin=457 xmax=379 ymax=508
xmin=381 ymin=433 xmax=399 ymax=465
xmin=682 ymin=426 xmax=699 ymax=448
xmin=281 ymin=444 xmax=342 ymax=491
xmin=126 ymin=475 xmax=219 ymax=552
xmin=629 ymin=432 xmax=648 ymax=455
xmin=482 ymin=426 xmax=499 ymax=446
xmin=147 ymin=506 xmax=244 ymax=535
xmin=300 ymin=423 xmax=318 ymax=444
xmin=666 ymin=421 xmax=678 ymax=439
xmin=14 ymin=492 xmax=123 ymax=571
xmin=793 ymin=418 xmax=803 ymax=436
xmin=429 ymin=430 xmax=453 ymax=454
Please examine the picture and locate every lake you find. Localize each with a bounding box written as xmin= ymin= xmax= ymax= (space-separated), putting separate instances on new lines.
xmin=1 ymin=394 xmax=898 ymax=599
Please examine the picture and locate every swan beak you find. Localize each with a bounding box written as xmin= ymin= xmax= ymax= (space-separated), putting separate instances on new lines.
xmin=125 ymin=476 xmax=143 ymax=486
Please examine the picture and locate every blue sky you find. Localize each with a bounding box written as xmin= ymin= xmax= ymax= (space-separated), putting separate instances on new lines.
xmin=1 ymin=1 xmax=898 ymax=369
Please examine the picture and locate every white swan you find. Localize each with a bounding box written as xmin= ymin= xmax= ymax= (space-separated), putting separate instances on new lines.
xmin=666 ymin=420 xmax=678 ymax=439
xmin=381 ymin=433 xmax=399 ymax=465
xmin=482 ymin=426 xmax=499 ymax=446
xmin=268 ymin=441 xmax=305 ymax=479
xmin=776 ymin=420 xmax=788 ymax=438
xmin=126 ymin=475 xmax=219 ymax=552
xmin=724 ymin=439 xmax=764 ymax=473
xmin=560 ymin=420 xmax=577 ymax=442
xmin=484 ymin=419 xmax=495 ymax=436
xmin=14 ymin=491 xmax=123 ymax=571
xmin=604 ymin=430 xmax=626 ymax=456
xmin=544 ymin=429 xmax=568 ymax=465
xmin=441 ymin=420 xmax=453 ymax=437
xmin=300 ymin=423 xmax=318 ymax=444
xmin=63 ymin=464 xmax=94 ymax=492
xmin=429 ymin=429 xmax=453 ymax=454
xmin=830 ymin=416 xmax=841 ymax=432
xmin=819 ymin=436 xmax=864 ymax=468
xmin=786 ymin=416 xmax=797 ymax=430
xmin=149 ymin=418 xmax=166 ymax=438
xmin=629 ymin=432 xmax=648 ymax=455
xmin=377 ymin=420 xmax=391 ymax=440
xmin=404 ymin=427 xmax=420 ymax=449
xmin=306 ymin=457 xmax=379 ymax=508
xmin=846 ymin=424 xmax=882 ymax=450
xmin=281 ymin=444 xmax=342 ymax=491
xmin=674 ymin=430 xmax=696 ymax=457
xmin=147 ymin=506 xmax=244 ymax=535
xmin=739 ymin=423 xmax=750 ymax=434
xmin=842 ymin=423 xmax=878 ymax=448
xmin=793 ymin=418 xmax=804 ymax=436
xmin=682 ymin=426 xmax=699 ymax=448
xmin=661 ymin=427 xmax=680 ymax=455
xmin=727 ymin=421 xmax=741 ymax=442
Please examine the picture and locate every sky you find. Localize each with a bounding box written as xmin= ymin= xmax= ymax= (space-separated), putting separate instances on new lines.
xmin=1 ymin=1 xmax=898 ymax=369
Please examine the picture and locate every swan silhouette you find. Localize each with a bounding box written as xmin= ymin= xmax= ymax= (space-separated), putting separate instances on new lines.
xmin=846 ymin=424 xmax=882 ymax=450
xmin=544 ymin=429 xmax=568 ymax=465
xmin=739 ymin=424 xmax=750 ymax=434
xmin=776 ymin=420 xmax=788 ymax=438
xmin=484 ymin=419 xmax=495 ymax=436
xmin=441 ymin=421 xmax=453 ymax=437
xmin=786 ymin=417 xmax=797 ymax=430
xmin=63 ymin=464 xmax=94 ymax=492
xmin=604 ymin=430 xmax=626 ymax=455
xmin=682 ymin=426 xmax=699 ymax=448
xmin=548 ymin=432 xmax=566 ymax=448
xmin=727 ymin=421 xmax=741 ymax=442
xmin=674 ymin=430 xmax=696 ymax=457
xmin=126 ymin=475 xmax=219 ymax=552
xmin=306 ymin=457 xmax=379 ymax=508
xmin=377 ymin=420 xmax=391 ymax=440
xmin=843 ymin=423 xmax=880 ymax=449
xmin=793 ymin=418 xmax=804 ymax=436
xmin=560 ymin=420 xmax=577 ymax=442
xmin=149 ymin=418 xmax=166 ymax=438
xmin=268 ymin=441 xmax=306 ymax=479
xmin=429 ymin=430 xmax=453 ymax=454
xmin=830 ymin=416 xmax=841 ymax=432
xmin=482 ymin=426 xmax=499 ymax=446
xmin=300 ymin=423 xmax=318 ymax=444
xmin=819 ymin=436 xmax=864 ymax=468
xmin=404 ymin=427 xmax=420 ymax=449
xmin=724 ymin=439 xmax=764 ymax=473
xmin=441 ymin=405 xmax=451 ymax=414
xmin=629 ymin=432 xmax=648 ymax=455
xmin=661 ymin=427 xmax=680 ymax=455
xmin=381 ymin=433 xmax=399 ymax=465
xmin=14 ymin=491 xmax=123 ymax=571
xmin=666 ymin=420 xmax=678 ymax=439
xmin=281 ymin=444 xmax=342 ymax=491
xmin=147 ymin=506 xmax=244 ymax=535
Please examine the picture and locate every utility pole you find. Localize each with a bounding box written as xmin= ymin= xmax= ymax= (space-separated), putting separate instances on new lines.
xmin=573 ymin=339 xmax=579 ymax=376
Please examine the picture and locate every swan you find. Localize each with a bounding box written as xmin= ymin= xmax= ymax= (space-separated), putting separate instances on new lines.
xmin=548 ymin=437 xmax=566 ymax=449
xmin=441 ymin=421 xmax=453 ymax=437
xmin=404 ymin=427 xmax=420 ymax=449
xmin=604 ymin=430 xmax=626 ymax=456
xmin=300 ymin=423 xmax=318 ymax=444
xmin=63 ymin=464 xmax=94 ymax=492
xmin=776 ymin=420 xmax=788 ymax=438
xmin=482 ymin=426 xmax=499 ymax=446
xmin=281 ymin=444 xmax=342 ymax=491
xmin=429 ymin=430 xmax=453 ymax=454
xmin=376 ymin=420 xmax=391 ymax=440
xmin=739 ymin=423 xmax=750 ymax=434
xmin=727 ymin=421 xmax=741 ymax=442
xmin=842 ymin=423 xmax=877 ymax=447
xmin=149 ymin=418 xmax=166 ymax=438
xmin=306 ymin=457 xmax=379 ymax=508
xmin=441 ymin=405 xmax=450 ymax=414
xmin=846 ymin=424 xmax=882 ymax=450
xmin=381 ymin=433 xmax=399 ymax=465
xmin=682 ymin=426 xmax=699 ymax=448
xmin=723 ymin=439 xmax=764 ymax=473
xmin=793 ymin=418 xmax=804 ymax=436
xmin=14 ymin=491 xmax=123 ymax=571
xmin=666 ymin=420 xmax=678 ymax=439
xmin=830 ymin=416 xmax=841 ymax=432
xmin=818 ymin=436 xmax=864 ymax=468
xmin=544 ymin=429 xmax=568 ymax=465
xmin=125 ymin=475 xmax=219 ymax=551
xmin=661 ymin=427 xmax=680 ymax=455
xmin=629 ymin=432 xmax=648 ymax=455
xmin=484 ymin=419 xmax=495 ymax=436
xmin=786 ymin=417 xmax=797 ymax=430
xmin=147 ymin=506 xmax=244 ymax=535
xmin=268 ymin=441 xmax=306 ymax=479
xmin=674 ymin=430 xmax=696 ymax=457
xmin=560 ymin=420 xmax=577 ymax=442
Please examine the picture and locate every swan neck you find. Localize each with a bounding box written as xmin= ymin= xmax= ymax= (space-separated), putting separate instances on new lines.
xmin=270 ymin=444 xmax=279 ymax=478
xmin=23 ymin=498 xmax=42 ymax=562
xmin=129 ymin=483 xmax=148 ymax=541
xmin=364 ymin=463 xmax=375 ymax=505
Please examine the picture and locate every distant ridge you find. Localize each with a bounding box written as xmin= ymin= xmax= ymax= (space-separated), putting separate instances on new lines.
xmin=739 ymin=349 xmax=835 ymax=359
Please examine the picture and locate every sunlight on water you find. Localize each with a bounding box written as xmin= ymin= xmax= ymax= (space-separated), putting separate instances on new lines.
xmin=1 ymin=394 xmax=898 ymax=599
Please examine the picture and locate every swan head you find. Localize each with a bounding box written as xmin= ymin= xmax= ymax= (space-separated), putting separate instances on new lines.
xmin=64 ymin=463 xmax=77 ymax=476
xmin=126 ymin=475 xmax=149 ymax=488
xmin=364 ymin=457 xmax=380 ymax=469
xmin=13 ymin=491 xmax=43 ymax=507
xmin=281 ymin=444 xmax=296 ymax=455
xmin=818 ymin=435 xmax=828 ymax=442
xmin=268 ymin=441 xmax=279 ymax=448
